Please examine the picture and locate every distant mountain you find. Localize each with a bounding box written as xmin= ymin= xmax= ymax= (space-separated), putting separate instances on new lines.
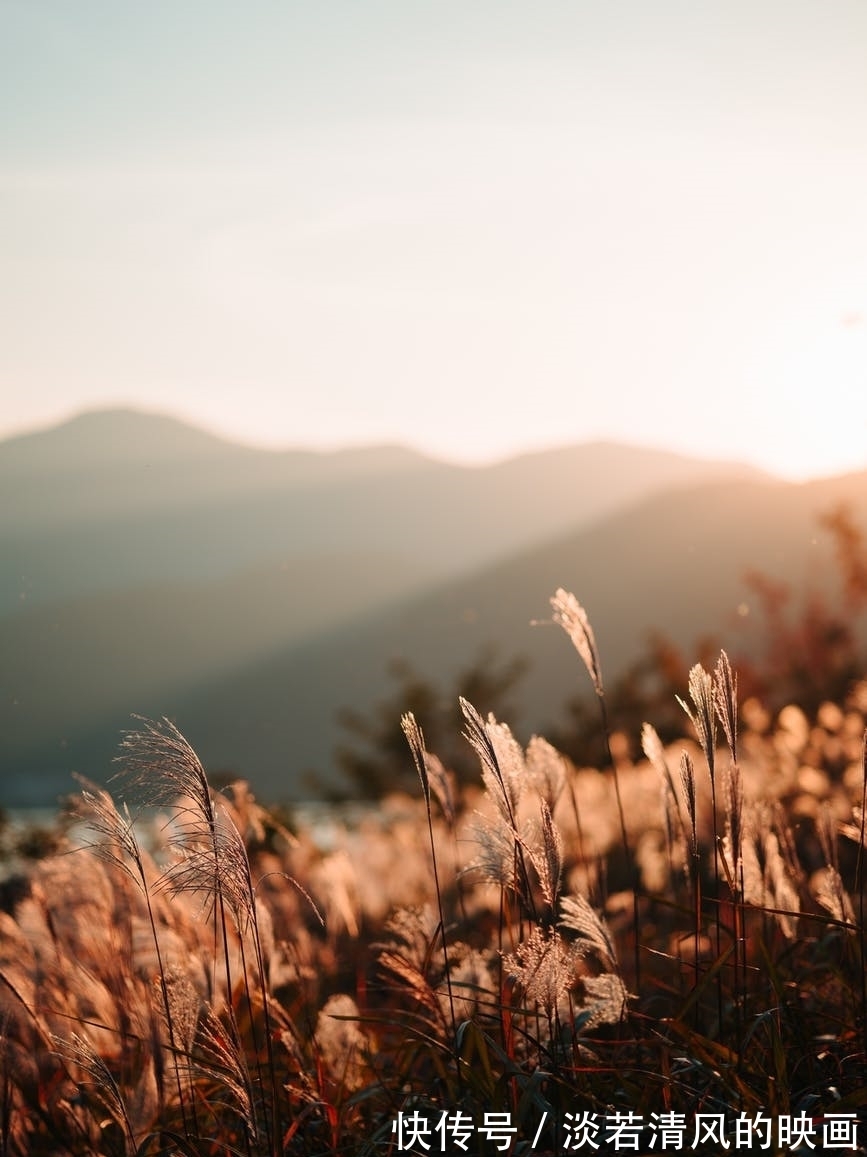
xmin=3 ymin=431 xmax=865 ymax=805
xmin=146 ymin=470 xmax=866 ymax=801
xmin=0 ymin=408 xmax=247 ymax=472
xmin=1 ymin=408 xmax=764 ymax=614
xmin=0 ymin=547 xmax=432 ymax=769
xmin=0 ymin=408 xmax=433 ymax=536
xmin=1 ymin=407 xmax=432 ymax=477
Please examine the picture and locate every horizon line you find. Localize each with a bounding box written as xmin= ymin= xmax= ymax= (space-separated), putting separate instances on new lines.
xmin=0 ymin=402 xmax=856 ymax=485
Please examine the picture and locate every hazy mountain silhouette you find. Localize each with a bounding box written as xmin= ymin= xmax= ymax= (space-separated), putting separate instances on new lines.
xmin=1 ymin=408 xmax=763 ymax=613
xmin=3 ymin=408 xmax=864 ymax=807
xmin=144 ymin=470 xmax=865 ymax=800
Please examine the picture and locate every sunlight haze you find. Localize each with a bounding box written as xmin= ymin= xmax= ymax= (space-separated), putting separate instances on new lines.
xmin=2 ymin=1 xmax=867 ymax=480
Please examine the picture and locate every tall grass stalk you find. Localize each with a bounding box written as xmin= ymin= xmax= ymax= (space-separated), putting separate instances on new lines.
xmin=116 ymin=717 xmax=276 ymax=1156
xmin=549 ymin=589 xmax=639 ymax=997
xmin=75 ymin=779 xmax=197 ymax=1141
xmin=401 ymin=713 xmax=459 ymax=1047
xmin=678 ymin=662 xmax=725 ymax=1039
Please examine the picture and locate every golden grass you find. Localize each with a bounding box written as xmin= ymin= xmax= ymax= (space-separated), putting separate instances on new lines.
xmin=1 ymin=598 xmax=866 ymax=1154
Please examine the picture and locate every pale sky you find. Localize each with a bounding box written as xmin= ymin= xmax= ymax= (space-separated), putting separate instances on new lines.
xmin=2 ymin=1 xmax=867 ymax=479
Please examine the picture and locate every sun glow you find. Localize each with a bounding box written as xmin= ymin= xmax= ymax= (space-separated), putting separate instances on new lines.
xmin=744 ymin=306 xmax=867 ymax=480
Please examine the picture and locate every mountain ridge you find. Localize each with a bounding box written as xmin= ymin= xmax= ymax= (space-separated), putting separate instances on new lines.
xmin=1 ymin=408 xmax=767 ymax=614
xmin=3 ymin=437 xmax=866 ymax=805
xmin=0 ymin=407 xmax=438 ymax=475
xmin=0 ymin=407 xmax=771 ymax=476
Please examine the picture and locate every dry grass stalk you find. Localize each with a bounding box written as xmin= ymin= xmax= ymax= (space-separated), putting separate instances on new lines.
xmin=549 ymin=588 xmax=603 ymax=698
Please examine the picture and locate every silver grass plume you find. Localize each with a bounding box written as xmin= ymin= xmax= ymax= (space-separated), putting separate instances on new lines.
xmin=526 ymin=736 xmax=566 ymax=811
xmin=522 ymin=800 xmax=564 ymax=912
xmin=401 ymin=712 xmax=430 ymax=806
xmin=73 ymin=779 xmax=150 ymax=892
xmin=713 ymin=651 xmax=738 ymax=765
xmin=721 ymin=762 xmax=744 ymax=891
xmin=642 ymin=723 xmax=690 ymax=854
xmin=582 ymin=973 xmax=629 ymax=1029
xmin=549 ymin=589 xmax=603 ymax=697
xmin=486 ymin=716 xmax=527 ymax=815
xmin=814 ymin=867 xmax=855 ymax=926
xmin=502 ymin=926 xmax=574 ymax=1024
xmin=677 ymin=664 xmax=717 ymax=782
xmin=425 ymin=751 xmax=456 ymax=826
xmin=116 ymin=717 xmax=253 ymax=927
xmin=54 ymin=1031 xmax=137 ymax=1152
xmin=679 ymin=752 xmax=698 ymax=857
xmin=815 ymin=803 xmax=854 ymax=926
xmin=400 ymin=708 xmax=453 ymax=819
xmin=195 ymin=1004 xmax=257 ymax=1135
xmin=460 ymin=698 xmax=519 ymax=829
xmin=469 ymin=812 xmax=519 ymax=893
xmin=763 ymin=828 xmax=800 ymax=939
xmin=156 ymin=965 xmax=200 ymax=1057
xmin=640 ymin=723 xmax=666 ymax=775
xmin=375 ymin=950 xmax=442 ymax=1025
xmin=315 ymin=994 xmax=369 ymax=1094
xmin=159 ymin=804 xmax=254 ymax=928
xmin=378 ymin=907 xmax=440 ymax=971
xmin=559 ymin=893 xmax=618 ymax=973
xmin=768 ymin=801 xmax=804 ymax=934
xmin=463 ymin=706 xmax=539 ymax=917
xmin=117 ymin=715 xmax=213 ymax=812
xmin=771 ymin=801 xmax=803 ymax=885
xmin=738 ymin=808 xmax=765 ymax=908
xmin=375 ymin=908 xmax=447 ymax=1033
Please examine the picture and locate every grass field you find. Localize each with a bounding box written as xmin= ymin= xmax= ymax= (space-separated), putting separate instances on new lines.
xmin=1 ymin=590 xmax=866 ymax=1155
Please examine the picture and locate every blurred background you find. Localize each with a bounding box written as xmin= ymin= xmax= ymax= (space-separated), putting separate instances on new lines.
xmin=2 ymin=1 xmax=867 ymax=806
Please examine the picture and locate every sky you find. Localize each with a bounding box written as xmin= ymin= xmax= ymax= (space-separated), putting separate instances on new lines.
xmin=2 ymin=1 xmax=867 ymax=480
